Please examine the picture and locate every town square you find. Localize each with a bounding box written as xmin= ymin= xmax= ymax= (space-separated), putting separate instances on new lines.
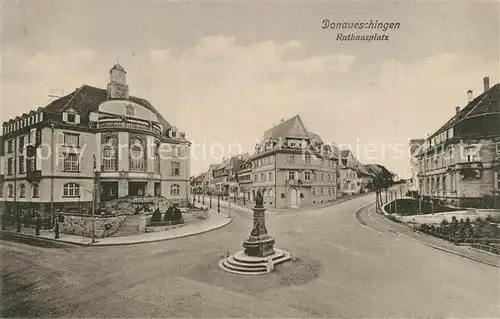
xmin=1 ymin=1 xmax=499 ymax=318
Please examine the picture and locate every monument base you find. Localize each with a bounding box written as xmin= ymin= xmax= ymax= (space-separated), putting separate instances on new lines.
xmin=218 ymin=248 xmax=291 ymax=275
xmin=242 ymin=236 xmax=276 ymax=257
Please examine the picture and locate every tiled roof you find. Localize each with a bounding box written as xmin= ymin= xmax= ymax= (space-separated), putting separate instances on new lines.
xmin=262 ymin=115 xmax=309 ymax=141
xmin=340 ymin=150 xmax=351 ymax=158
xmin=308 ymin=131 xmax=323 ymax=144
xmin=43 ymin=85 xmax=173 ymax=132
xmin=356 ymin=165 xmax=374 ymax=176
xmin=432 ymin=83 xmax=499 ymax=138
xmin=215 ymin=158 xmax=231 ymax=170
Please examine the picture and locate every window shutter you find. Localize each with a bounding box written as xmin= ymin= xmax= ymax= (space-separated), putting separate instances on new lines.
xmin=75 ymin=114 xmax=81 ymax=124
xmin=79 ymin=135 xmax=84 ymax=148
xmin=79 ymin=154 xmax=85 ymax=172
xmin=58 ymin=154 xmax=65 ymax=171
xmin=57 ymin=132 xmax=64 ymax=145
xmin=62 ymin=113 xmax=68 ymax=122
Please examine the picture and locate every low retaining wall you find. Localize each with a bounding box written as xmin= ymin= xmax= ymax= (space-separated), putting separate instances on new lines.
xmin=145 ymin=223 xmax=186 ymax=232
xmin=59 ymin=213 xmax=127 ymax=238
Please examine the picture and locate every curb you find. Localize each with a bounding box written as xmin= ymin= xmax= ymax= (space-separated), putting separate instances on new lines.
xmin=89 ymin=217 xmax=233 ymax=246
xmin=362 ymin=203 xmax=499 ymax=268
xmin=1 ymin=217 xmax=233 ymax=248
xmin=0 ymin=230 xmax=85 ymax=248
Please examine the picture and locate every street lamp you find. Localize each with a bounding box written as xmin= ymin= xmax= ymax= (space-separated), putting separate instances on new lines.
xmin=82 ymin=186 xmax=96 ymax=243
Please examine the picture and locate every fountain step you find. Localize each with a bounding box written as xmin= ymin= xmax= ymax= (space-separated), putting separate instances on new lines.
xmin=225 ymin=256 xmax=268 ymax=269
xmin=232 ymin=249 xmax=286 ymax=264
xmin=219 ymin=260 xmax=267 ymax=274
xmin=218 ymin=249 xmax=292 ymax=275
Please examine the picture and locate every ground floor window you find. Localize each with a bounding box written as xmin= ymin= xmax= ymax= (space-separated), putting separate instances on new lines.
xmin=32 ymin=183 xmax=40 ymax=198
xmin=19 ymin=184 xmax=26 ymax=198
xmin=170 ymin=184 xmax=180 ymax=195
xmin=63 ymin=183 xmax=80 ymax=197
xmin=496 ymin=172 xmax=500 ymax=190
xmin=8 ymin=184 xmax=13 ymax=197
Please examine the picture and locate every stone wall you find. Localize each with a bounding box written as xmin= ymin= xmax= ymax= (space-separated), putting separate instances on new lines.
xmin=59 ymin=213 xmax=127 ymax=238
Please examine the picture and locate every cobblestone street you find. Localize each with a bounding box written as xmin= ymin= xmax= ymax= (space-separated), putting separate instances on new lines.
xmin=2 ymin=195 xmax=499 ymax=318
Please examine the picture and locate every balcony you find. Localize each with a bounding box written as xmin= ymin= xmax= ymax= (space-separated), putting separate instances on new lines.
xmin=26 ymin=170 xmax=42 ymax=182
xmin=286 ymin=179 xmax=312 ymax=186
xmin=455 ymin=161 xmax=483 ymax=170
xmin=98 ymin=120 xmax=162 ymax=136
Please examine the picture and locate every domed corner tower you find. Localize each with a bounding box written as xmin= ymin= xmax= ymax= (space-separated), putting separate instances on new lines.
xmin=107 ymin=63 xmax=129 ymax=99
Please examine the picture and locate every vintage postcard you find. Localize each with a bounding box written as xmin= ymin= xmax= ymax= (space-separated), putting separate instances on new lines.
xmin=1 ymin=0 xmax=499 ymax=318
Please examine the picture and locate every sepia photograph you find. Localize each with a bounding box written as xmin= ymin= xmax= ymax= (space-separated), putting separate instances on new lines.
xmin=0 ymin=0 xmax=499 ymax=317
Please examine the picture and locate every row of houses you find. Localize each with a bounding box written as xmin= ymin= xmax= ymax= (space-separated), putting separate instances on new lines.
xmin=410 ymin=76 xmax=500 ymax=208
xmin=191 ymin=115 xmax=394 ymax=209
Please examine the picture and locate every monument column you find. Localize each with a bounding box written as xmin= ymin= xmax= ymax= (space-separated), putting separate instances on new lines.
xmin=242 ymin=191 xmax=275 ymax=257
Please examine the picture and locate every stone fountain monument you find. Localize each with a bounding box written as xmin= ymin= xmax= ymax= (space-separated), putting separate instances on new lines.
xmin=219 ymin=190 xmax=291 ymax=275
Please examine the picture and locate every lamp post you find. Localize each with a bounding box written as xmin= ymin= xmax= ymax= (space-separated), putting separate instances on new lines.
xmin=83 ymin=185 xmax=96 ymax=243
xmin=217 ymin=194 xmax=220 ymax=213
xmin=209 ymin=193 xmax=212 ymax=209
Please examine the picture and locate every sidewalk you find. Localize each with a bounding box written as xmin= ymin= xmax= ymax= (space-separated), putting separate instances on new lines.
xmin=215 ymin=192 xmax=372 ymax=215
xmin=371 ymin=204 xmax=499 ymax=268
xmin=0 ymin=210 xmax=232 ymax=247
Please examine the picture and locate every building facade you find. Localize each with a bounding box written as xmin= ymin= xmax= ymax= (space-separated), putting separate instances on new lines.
xmin=337 ymin=150 xmax=361 ymax=196
xmin=1 ymin=64 xmax=191 ymax=220
xmin=250 ymin=115 xmax=339 ymax=209
xmin=415 ymin=77 xmax=500 ymax=207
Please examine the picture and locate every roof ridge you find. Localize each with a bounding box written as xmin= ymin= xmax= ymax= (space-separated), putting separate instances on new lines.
xmin=60 ymin=85 xmax=85 ymax=113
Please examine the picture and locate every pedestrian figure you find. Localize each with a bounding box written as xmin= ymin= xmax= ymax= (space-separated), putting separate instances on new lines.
xmin=54 ymin=214 xmax=61 ymax=239
xmin=35 ymin=212 xmax=41 ymax=236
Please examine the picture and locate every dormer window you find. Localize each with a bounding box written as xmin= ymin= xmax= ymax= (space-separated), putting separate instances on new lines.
xmin=63 ymin=109 xmax=80 ymax=124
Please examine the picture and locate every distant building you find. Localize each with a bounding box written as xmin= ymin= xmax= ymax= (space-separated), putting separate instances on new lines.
xmin=338 ymin=150 xmax=361 ymax=196
xmin=1 ymin=64 xmax=191 ymax=222
xmin=236 ymin=155 xmax=253 ymax=200
xmin=414 ymin=77 xmax=500 ymax=207
xmin=250 ymin=115 xmax=339 ymax=209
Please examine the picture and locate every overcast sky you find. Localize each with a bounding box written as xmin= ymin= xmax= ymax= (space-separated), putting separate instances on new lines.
xmin=2 ymin=1 xmax=498 ymax=177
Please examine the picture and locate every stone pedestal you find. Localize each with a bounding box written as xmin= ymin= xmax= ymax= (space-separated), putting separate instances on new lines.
xmin=242 ymin=207 xmax=275 ymax=257
xmin=138 ymin=215 xmax=148 ymax=232
xmin=219 ymin=190 xmax=290 ymax=275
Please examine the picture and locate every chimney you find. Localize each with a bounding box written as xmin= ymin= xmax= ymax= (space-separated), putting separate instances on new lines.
xmin=455 ymin=106 xmax=460 ymax=114
xmin=467 ymin=89 xmax=473 ymax=102
xmin=483 ymin=76 xmax=490 ymax=92
xmin=280 ymin=118 xmax=284 ymax=123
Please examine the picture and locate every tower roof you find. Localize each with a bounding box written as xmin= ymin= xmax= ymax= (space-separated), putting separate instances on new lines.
xmin=110 ymin=63 xmax=126 ymax=73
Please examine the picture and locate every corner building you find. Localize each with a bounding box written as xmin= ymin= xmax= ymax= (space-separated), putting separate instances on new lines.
xmin=250 ymin=115 xmax=339 ymax=209
xmin=1 ymin=64 xmax=191 ymax=219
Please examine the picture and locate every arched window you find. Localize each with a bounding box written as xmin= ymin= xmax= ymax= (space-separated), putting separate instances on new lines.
xmin=32 ymin=183 xmax=40 ymax=198
xmin=19 ymin=184 xmax=26 ymax=198
xmin=103 ymin=136 xmax=117 ymax=172
xmin=130 ymin=138 xmax=145 ymax=171
xmin=268 ymin=188 xmax=273 ymax=198
xmin=63 ymin=183 xmax=80 ymax=197
xmin=170 ymin=184 xmax=180 ymax=195
xmin=8 ymin=184 xmax=13 ymax=198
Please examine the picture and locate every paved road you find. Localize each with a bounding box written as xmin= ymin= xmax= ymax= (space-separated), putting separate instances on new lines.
xmin=2 ymin=194 xmax=499 ymax=318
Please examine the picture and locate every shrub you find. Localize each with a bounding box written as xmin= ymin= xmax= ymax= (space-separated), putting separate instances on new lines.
xmin=151 ymin=208 xmax=162 ymax=222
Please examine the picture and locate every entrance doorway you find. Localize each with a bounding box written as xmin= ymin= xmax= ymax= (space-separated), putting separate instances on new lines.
xmin=101 ymin=182 xmax=118 ymax=202
xmin=129 ymin=182 xmax=147 ymax=196
xmin=289 ymin=188 xmax=299 ymax=208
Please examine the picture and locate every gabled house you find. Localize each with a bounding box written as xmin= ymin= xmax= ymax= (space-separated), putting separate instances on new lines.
xmin=414 ymin=77 xmax=500 ymax=207
xmin=250 ymin=115 xmax=339 ymax=209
